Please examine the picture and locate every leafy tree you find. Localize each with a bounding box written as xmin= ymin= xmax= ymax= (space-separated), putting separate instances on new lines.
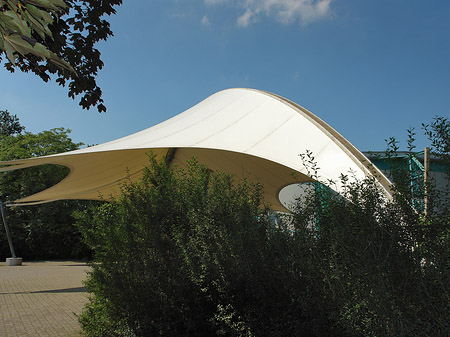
xmin=0 ymin=109 xmax=24 ymax=136
xmin=0 ymin=127 xmax=92 ymax=259
xmin=0 ymin=0 xmax=123 ymax=112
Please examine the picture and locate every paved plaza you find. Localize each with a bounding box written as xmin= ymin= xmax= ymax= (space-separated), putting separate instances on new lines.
xmin=0 ymin=261 xmax=89 ymax=337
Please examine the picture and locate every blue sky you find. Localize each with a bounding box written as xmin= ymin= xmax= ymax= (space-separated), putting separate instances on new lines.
xmin=1 ymin=0 xmax=449 ymax=151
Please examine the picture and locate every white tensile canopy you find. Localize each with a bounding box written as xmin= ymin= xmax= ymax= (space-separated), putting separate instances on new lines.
xmin=0 ymin=88 xmax=391 ymax=211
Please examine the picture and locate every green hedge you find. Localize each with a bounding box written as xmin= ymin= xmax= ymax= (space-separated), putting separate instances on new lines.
xmin=76 ymin=157 xmax=342 ymax=336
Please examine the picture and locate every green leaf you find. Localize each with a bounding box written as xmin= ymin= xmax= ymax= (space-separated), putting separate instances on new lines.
xmin=48 ymin=55 xmax=77 ymax=74
xmin=26 ymin=0 xmax=67 ymax=12
xmin=28 ymin=4 xmax=54 ymax=26
xmin=23 ymin=6 xmax=51 ymax=40
xmin=1 ymin=11 xmax=32 ymax=37
xmin=3 ymin=39 xmax=17 ymax=64
xmin=1 ymin=30 xmax=75 ymax=73
xmin=34 ymin=41 xmax=77 ymax=73
xmin=32 ymin=41 xmax=52 ymax=58
xmin=3 ymin=32 xmax=34 ymax=55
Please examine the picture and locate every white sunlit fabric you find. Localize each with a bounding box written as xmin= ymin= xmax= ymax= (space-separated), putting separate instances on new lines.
xmin=0 ymin=88 xmax=392 ymax=211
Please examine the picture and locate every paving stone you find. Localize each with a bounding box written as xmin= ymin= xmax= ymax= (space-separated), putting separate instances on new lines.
xmin=0 ymin=261 xmax=89 ymax=337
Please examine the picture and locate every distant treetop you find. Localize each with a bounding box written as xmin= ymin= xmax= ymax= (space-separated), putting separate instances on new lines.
xmin=0 ymin=109 xmax=24 ymax=136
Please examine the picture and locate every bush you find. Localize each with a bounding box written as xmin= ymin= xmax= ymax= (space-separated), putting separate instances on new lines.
xmin=76 ymin=156 xmax=343 ymax=337
xmin=285 ymin=117 xmax=450 ymax=336
xmin=77 ymin=118 xmax=449 ymax=337
xmin=287 ymin=174 xmax=449 ymax=336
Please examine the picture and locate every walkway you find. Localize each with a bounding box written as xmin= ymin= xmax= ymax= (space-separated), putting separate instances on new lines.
xmin=0 ymin=261 xmax=89 ymax=337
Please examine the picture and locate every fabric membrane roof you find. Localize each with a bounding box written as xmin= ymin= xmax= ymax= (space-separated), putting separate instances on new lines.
xmin=0 ymin=88 xmax=391 ymax=211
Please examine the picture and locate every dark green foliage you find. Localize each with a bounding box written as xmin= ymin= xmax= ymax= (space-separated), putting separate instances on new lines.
xmin=0 ymin=109 xmax=24 ymax=136
xmin=0 ymin=0 xmax=123 ymax=112
xmin=424 ymin=116 xmax=450 ymax=208
xmin=288 ymin=174 xmax=449 ymax=336
xmin=77 ymin=118 xmax=449 ymax=337
xmin=0 ymin=127 xmax=92 ymax=259
xmin=286 ymin=119 xmax=450 ymax=336
xmin=0 ymin=199 xmax=93 ymax=259
xmin=423 ymin=116 xmax=450 ymax=162
xmin=77 ymin=157 xmax=343 ymax=337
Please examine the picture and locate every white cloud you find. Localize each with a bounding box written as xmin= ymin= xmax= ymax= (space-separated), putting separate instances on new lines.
xmin=204 ymin=0 xmax=333 ymax=26
xmin=237 ymin=9 xmax=256 ymax=27
xmin=201 ymin=14 xmax=211 ymax=26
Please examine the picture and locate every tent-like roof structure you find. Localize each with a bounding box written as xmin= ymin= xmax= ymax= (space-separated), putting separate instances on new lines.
xmin=0 ymin=88 xmax=391 ymax=211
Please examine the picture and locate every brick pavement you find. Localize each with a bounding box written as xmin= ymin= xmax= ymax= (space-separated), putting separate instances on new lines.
xmin=0 ymin=261 xmax=90 ymax=337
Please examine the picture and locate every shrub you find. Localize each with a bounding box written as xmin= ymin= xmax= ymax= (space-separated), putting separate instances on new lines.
xmin=76 ymin=156 xmax=343 ymax=337
xmin=77 ymin=117 xmax=449 ymax=336
xmin=287 ymin=173 xmax=449 ymax=336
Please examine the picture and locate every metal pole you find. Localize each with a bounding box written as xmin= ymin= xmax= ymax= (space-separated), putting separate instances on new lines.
xmin=424 ymin=147 xmax=430 ymax=217
xmin=0 ymin=200 xmax=16 ymax=258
